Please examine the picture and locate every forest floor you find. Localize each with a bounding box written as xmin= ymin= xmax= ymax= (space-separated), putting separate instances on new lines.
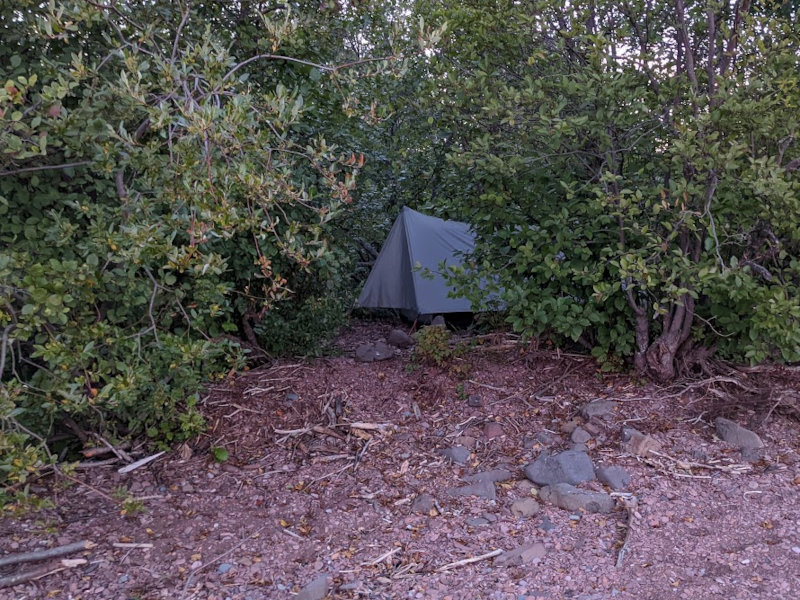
xmin=3 ymin=320 xmax=800 ymax=600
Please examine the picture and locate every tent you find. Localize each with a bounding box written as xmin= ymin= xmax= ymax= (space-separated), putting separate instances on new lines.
xmin=356 ymin=207 xmax=478 ymax=317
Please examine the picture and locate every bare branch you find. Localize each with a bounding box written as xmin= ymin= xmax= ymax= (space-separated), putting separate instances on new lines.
xmin=0 ymin=161 xmax=92 ymax=177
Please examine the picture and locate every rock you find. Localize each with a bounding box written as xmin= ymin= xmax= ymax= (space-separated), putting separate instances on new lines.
xmin=523 ymin=450 xmax=596 ymax=486
xmin=411 ymin=493 xmax=436 ymax=514
xmin=510 ymin=497 xmax=540 ymax=518
xmin=571 ymin=427 xmax=592 ymax=444
xmin=466 ymin=517 xmax=490 ymax=527
xmin=463 ymin=469 xmax=513 ymax=484
xmin=438 ymin=445 xmax=471 ymax=465
xmin=596 ymin=466 xmax=631 ymax=490
xmin=494 ymin=542 xmax=546 ymax=566
xmin=620 ymin=427 xmax=661 ymax=457
xmin=285 ymin=391 xmax=299 ymax=402
xmin=431 ymin=315 xmax=446 ymax=327
xmin=467 ymin=394 xmax=482 ymax=408
xmin=714 ymin=417 xmax=764 ymax=450
xmin=217 ymin=563 xmax=234 ymax=574
xmin=525 ymin=431 xmax=560 ymax=448
xmin=355 ymin=341 xmax=394 ymax=363
xmin=454 ymin=435 xmax=477 ymax=449
xmin=569 ymin=443 xmax=588 ymax=453
xmin=295 ymin=574 xmax=330 ymax=600
xmin=539 ymin=483 xmax=614 ymax=514
xmin=581 ymin=400 xmax=618 ymax=420
xmin=539 ymin=515 xmax=555 ymax=532
xmin=446 ymin=479 xmax=496 ymax=500
xmin=387 ymin=329 xmax=415 ymax=349
xmin=484 ymin=422 xmax=505 ymax=439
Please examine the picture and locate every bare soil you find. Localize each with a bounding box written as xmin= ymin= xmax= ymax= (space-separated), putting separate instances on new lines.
xmin=3 ymin=321 xmax=800 ymax=600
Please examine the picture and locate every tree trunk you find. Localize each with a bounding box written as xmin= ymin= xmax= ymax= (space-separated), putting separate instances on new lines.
xmin=643 ymin=294 xmax=695 ymax=381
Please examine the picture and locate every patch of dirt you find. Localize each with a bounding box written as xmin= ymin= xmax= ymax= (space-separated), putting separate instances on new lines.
xmin=3 ymin=321 xmax=800 ymax=600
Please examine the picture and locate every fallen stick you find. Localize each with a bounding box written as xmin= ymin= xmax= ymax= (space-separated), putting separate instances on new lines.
xmin=0 ymin=559 xmax=87 ymax=589
xmin=73 ymin=458 xmax=120 ymax=469
xmin=435 ymin=549 xmax=503 ymax=572
xmin=118 ymin=451 xmax=165 ymax=474
xmin=0 ymin=540 xmax=95 ymax=568
xmin=615 ymin=495 xmax=639 ymax=568
xmin=362 ymin=547 xmax=400 ymax=566
xmin=112 ymin=543 xmax=154 ymax=549
xmin=338 ymin=422 xmax=394 ymax=431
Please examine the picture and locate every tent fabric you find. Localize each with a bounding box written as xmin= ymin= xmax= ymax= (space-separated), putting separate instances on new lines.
xmin=356 ymin=207 xmax=476 ymax=316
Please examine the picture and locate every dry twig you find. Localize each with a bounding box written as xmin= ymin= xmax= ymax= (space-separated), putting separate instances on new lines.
xmin=435 ymin=549 xmax=503 ymax=572
xmin=0 ymin=540 xmax=95 ymax=568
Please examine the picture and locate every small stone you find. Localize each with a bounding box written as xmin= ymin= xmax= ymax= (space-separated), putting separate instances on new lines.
xmin=438 ymin=446 xmax=471 ymax=465
xmin=596 ymin=466 xmax=632 ymax=490
xmin=510 ymin=498 xmax=540 ymax=518
xmin=431 ymin=315 xmax=446 ymax=327
xmin=467 ymin=394 xmax=482 ymax=408
xmin=466 ymin=517 xmax=490 ymax=527
xmin=494 ymin=542 xmax=546 ymax=566
xmin=539 ymin=483 xmax=614 ymax=514
xmin=411 ymin=494 xmax=436 ymax=514
xmin=621 ymin=427 xmax=662 ymax=457
xmin=539 ymin=516 xmax=555 ymax=532
xmin=285 ymin=392 xmax=299 ymax=402
xmin=463 ymin=469 xmax=513 ymax=484
xmin=523 ymin=450 xmax=596 ymax=486
xmin=571 ymin=427 xmax=591 ymax=444
xmin=217 ymin=563 xmax=234 ymax=574
xmin=388 ymin=329 xmax=415 ymax=349
xmin=483 ymin=513 xmax=498 ymax=523
xmin=355 ymin=341 xmax=394 ymax=363
xmin=791 ymin=546 xmax=800 ymax=554
xmin=484 ymin=422 xmax=505 ymax=439
xmin=118 ymin=574 xmax=129 ymax=584
xmin=446 ymin=479 xmax=496 ymax=500
xmin=714 ymin=417 xmax=764 ymax=450
xmin=294 ymin=574 xmax=330 ymax=600
xmin=581 ymin=400 xmax=618 ymax=420
xmin=454 ymin=435 xmax=477 ymax=449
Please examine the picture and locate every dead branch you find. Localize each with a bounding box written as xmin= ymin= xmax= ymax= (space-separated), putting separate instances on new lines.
xmin=0 ymin=559 xmax=88 ymax=589
xmin=614 ymin=494 xmax=639 ymax=568
xmin=436 ymin=549 xmax=503 ymax=572
xmin=117 ymin=451 xmax=166 ymax=474
xmin=0 ymin=540 xmax=95 ymax=568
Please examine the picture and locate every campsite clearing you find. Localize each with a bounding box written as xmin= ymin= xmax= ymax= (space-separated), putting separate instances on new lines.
xmin=3 ymin=321 xmax=800 ymax=599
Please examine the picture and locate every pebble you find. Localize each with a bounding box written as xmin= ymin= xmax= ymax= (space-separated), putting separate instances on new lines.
xmin=511 ymin=497 xmax=541 ymax=518
xmin=217 ymin=563 xmax=233 ymax=574
xmin=792 ymin=546 xmax=800 ymax=554
xmin=438 ymin=445 xmax=471 ymax=465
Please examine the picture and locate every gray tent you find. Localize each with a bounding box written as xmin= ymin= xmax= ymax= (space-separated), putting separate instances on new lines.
xmin=356 ymin=207 xmax=477 ymax=317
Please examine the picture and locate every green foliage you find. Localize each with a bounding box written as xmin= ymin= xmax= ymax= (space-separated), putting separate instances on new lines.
xmin=414 ymin=0 xmax=800 ymax=378
xmin=210 ymin=446 xmax=229 ymax=463
xmin=0 ymin=0 xmax=426 ymax=504
xmin=412 ymin=325 xmax=453 ymax=366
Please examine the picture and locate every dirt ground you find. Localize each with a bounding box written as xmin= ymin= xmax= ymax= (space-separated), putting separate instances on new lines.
xmin=3 ymin=321 xmax=800 ymax=600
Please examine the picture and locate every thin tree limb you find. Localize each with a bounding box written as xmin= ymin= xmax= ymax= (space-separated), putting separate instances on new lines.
xmin=0 ymin=161 xmax=92 ymax=177
xmin=0 ymin=540 xmax=95 ymax=568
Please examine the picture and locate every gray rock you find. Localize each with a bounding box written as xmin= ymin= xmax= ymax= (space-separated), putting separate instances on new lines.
xmin=465 ymin=517 xmax=490 ymax=527
xmin=438 ymin=445 xmax=471 ymax=465
xmin=715 ymin=417 xmax=764 ymax=450
xmin=523 ymin=450 xmax=596 ymax=486
xmin=571 ymin=427 xmax=592 ymax=444
xmin=524 ymin=430 xmax=560 ymax=448
xmin=431 ymin=315 xmax=446 ymax=327
xmin=494 ymin=542 xmax=546 ymax=566
xmin=387 ymin=329 xmax=414 ymax=349
xmin=510 ymin=497 xmax=540 ymax=518
xmin=217 ymin=563 xmax=234 ymax=574
xmin=484 ymin=422 xmax=505 ymax=439
xmin=411 ymin=493 xmax=436 ymax=514
xmin=569 ymin=442 xmax=588 ymax=453
xmin=539 ymin=515 xmax=555 ymax=532
xmin=463 ymin=469 xmax=513 ymax=484
xmin=596 ymin=466 xmax=631 ymax=490
xmin=467 ymin=394 xmax=482 ymax=407
xmin=620 ymin=427 xmax=662 ymax=457
xmin=294 ymin=574 xmax=330 ymax=600
xmin=355 ymin=341 xmax=394 ymax=362
xmin=285 ymin=392 xmax=299 ymax=402
xmin=446 ymin=479 xmax=496 ymax=500
xmin=581 ymin=400 xmax=618 ymax=420
xmin=539 ymin=483 xmax=614 ymax=514
xmin=454 ymin=435 xmax=477 ymax=449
